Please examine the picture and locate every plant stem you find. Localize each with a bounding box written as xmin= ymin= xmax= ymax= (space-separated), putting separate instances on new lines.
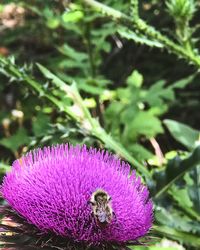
xmin=59 ymin=79 xmax=151 ymax=177
xmin=85 ymin=24 xmax=96 ymax=78
xmin=130 ymin=0 xmax=139 ymax=19
xmin=92 ymin=126 xmax=151 ymax=177
xmin=83 ymin=0 xmax=200 ymax=67
xmin=0 ymin=57 xmax=151 ymax=179
xmin=0 ymin=58 xmax=78 ymax=121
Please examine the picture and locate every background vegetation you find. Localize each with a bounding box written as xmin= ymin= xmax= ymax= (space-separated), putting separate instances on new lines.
xmin=0 ymin=0 xmax=200 ymax=249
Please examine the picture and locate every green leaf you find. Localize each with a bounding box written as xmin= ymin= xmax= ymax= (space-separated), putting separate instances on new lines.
xmin=127 ymin=111 xmax=164 ymax=140
xmin=133 ymin=247 xmax=178 ymax=250
xmin=0 ymin=162 xmax=10 ymax=174
xmin=154 ymin=145 xmax=200 ymax=198
xmin=46 ymin=18 xmax=60 ymax=29
xmin=126 ymin=70 xmax=143 ymax=88
xmin=169 ymin=185 xmax=193 ymax=208
xmin=129 ymin=143 xmax=153 ymax=160
xmin=79 ymin=82 xmax=104 ymax=95
xmin=0 ymin=128 xmax=29 ymax=153
xmin=155 ymin=206 xmax=200 ymax=233
xmin=37 ymin=63 xmax=73 ymax=96
xmin=166 ymin=0 xmax=197 ymax=22
xmin=144 ymin=80 xmax=174 ymax=108
xmin=188 ymin=166 xmax=200 ymax=214
xmin=164 ymin=119 xmax=199 ymax=150
xmin=37 ymin=63 xmax=53 ymax=79
xmin=32 ymin=112 xmax=51 ymax=137
xmin=118 ymin=29 xmax=164 ymax=48
xmin=62 ymin=10 xmax=84 ymax=23
xmin=58 ymin=44 xmax=88 ymax=62
xmin=169 ymin=184 xmax=200 ymax=220
xmin=144 ymin=75 xmax=195 ymax=110
xmin=169 ymin=74 xmax=196 ymax=89
xmin=154 ymin=226 xmax=200 ymax=247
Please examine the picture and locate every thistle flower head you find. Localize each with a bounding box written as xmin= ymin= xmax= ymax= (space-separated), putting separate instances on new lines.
xmin=1 ymin=144 xmax=153 ymax=248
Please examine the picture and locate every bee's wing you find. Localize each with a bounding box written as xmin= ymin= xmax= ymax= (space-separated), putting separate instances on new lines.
xmin=97 ymin=211 xmax=107 ymax=223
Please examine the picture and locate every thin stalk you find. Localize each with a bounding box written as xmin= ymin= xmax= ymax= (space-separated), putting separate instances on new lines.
xmin=130 ymin=0 xmax=139 ymax=19
xmin=84 ymin=23 xmax=104 ymax=126
xmin=84 ymin=24 xmax=96 ymax=78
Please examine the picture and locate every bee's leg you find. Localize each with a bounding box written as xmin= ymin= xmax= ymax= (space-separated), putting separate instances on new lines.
xmin=88 ymin=200 xmax=95 ymax=205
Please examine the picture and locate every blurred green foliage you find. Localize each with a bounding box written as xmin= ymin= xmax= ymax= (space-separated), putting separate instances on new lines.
xmin=0 ymin=0 xmax=200 ymax=249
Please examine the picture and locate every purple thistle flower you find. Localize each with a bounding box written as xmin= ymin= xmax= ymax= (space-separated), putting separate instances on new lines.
xmin=1 ymin=144 xmax=153 ymax=247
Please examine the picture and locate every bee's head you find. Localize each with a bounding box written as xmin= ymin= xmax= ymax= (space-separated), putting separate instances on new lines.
xmin=93 ymin=189 xmax=111 ymax=202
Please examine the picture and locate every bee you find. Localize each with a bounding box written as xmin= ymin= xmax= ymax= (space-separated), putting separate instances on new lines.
xmin=89 ymin=189 xmax=113 ymax=227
